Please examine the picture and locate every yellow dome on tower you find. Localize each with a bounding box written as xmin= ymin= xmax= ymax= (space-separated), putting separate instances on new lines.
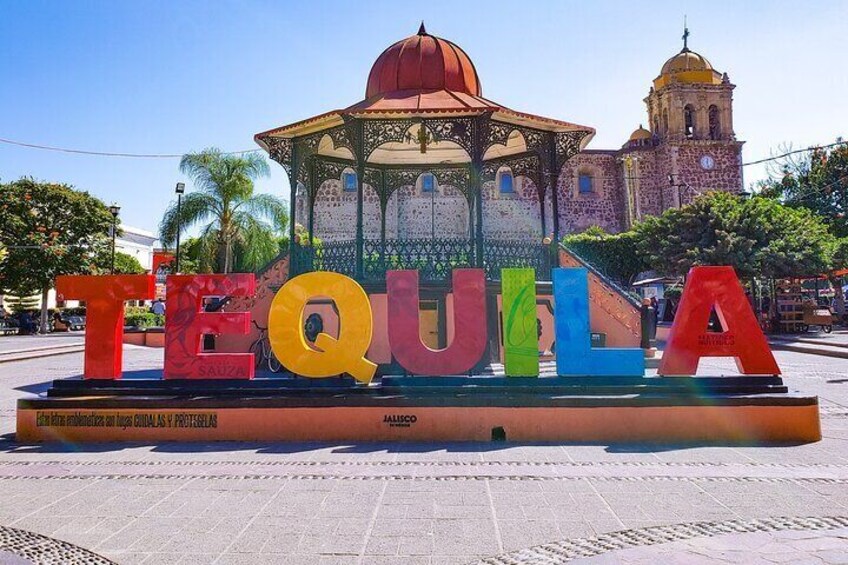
xmin=628 ymin=125 xmax=652 ymax=141
xmin=654 ymin=48 xmax=723 ymax=89
xmin=660 ymin=49 xmax=714 ymax=74
xmin=653 ymin=26 xmax=723 ymax=89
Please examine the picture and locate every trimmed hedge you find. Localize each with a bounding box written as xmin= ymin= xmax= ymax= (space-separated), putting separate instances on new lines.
xmin=562 ymin=229 xmax=649 ymax=287
xmin=124 ymin=312 xmax=164 ymax=328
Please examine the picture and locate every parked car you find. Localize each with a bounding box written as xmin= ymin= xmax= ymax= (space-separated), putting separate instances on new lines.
xmin=53 ymin=312 xmax=86 ymax=332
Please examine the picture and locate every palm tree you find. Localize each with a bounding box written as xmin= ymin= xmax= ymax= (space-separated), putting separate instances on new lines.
xmin=159 ymin=148 xmax=288 ymax=273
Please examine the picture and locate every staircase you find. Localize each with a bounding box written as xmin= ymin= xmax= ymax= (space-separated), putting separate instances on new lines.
xmin=558 ymin=246 xmax=642 ymax=348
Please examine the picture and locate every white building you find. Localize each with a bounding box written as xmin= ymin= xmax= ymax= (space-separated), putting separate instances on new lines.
xmin=115 ymin=225 xmax=158 ymax=272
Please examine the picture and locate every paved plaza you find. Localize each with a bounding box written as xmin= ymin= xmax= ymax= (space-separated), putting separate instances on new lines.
xmin=0 ymin=344 xmax=846 ymax=564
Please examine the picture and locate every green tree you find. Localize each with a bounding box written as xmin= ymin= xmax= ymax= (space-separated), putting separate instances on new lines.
xmin=0 ymin=178 xmax=113 ymax=332
xmin=634 ymin=191 xmax=835 ymax=280
xmin=758 ymin=141 xmax=848 ymax=237
xmin=834 ymin=238 xmax=848 ymax=270
xmin=561 ymin=227 xmax=648 ymax=286
xmin=831 ymin=237 xmax=848 ymax=316
xmin=159 ymin=148 xmax=288 ymax=273
xmin=174 ymin=236 xmax=211 ymax=274
xmin=113 ymin=251 xmax=146 ymax=275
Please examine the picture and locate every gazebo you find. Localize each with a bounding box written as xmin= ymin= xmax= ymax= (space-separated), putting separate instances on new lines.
xmin=255 ymin=23 xmax=594 ymax=284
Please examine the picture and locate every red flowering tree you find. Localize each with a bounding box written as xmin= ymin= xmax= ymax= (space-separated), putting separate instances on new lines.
xmin=0 ymin=178 xmax=114 ymax=332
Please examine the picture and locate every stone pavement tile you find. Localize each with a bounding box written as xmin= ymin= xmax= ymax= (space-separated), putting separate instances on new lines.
xmin=565 ymin=446 xmax=662 ymax=464
xmin=224 ymin=525 xmax=277 ymax=553
xmin=176 ymin=554 xmax=220 ymax=564
xmin=649 ymin=446 xmax=759 ymax=464
xmin=93 ymin=516 xmax=184 ymax=552
xmin=285 ymin=554 xmax=360 ymax=565
xmin=397 ymin=534 xmax=434 ymax=555
xmin=155 ymin=530 xmax=235 ymax=555
xmin=333 ymin=518 xmax=373 ymax=536
xmin=539 ymin=480 xmax=600 ymax=495
xmin=216 ymin=554 xmax=296 ymax=565
xmin=570 ymin=528 xmax=848 ymax=565
xmin=497 ymin=518 xmax=561 ymax=552
xmin=371 ymin=518 xmax=434 ymax=537
xmin=432 ymin=518 xmax=498 ymax=539
xmin=406 ymin=502 xmax=442 ymax=520
xmin=434 ymin=503 xmax=491 ymax=519
xmin=301 ymin=518 xmax=343 ymax=536
xmin=587 ymin=518 xmax=628 ymax=535
xmin=430 ymin=556 xmax=483 ymax=565
xmin=105 ymin=552 xmax=150 ymax=564
xmin=8 ymin=515 xmax=68 ymax=536
xmin=555 ymin=520 xmax=596 ymax=538
xmin=488 ymin=491 xmax=551 ymax=511
xmin=432 ymin=533 xmax=499 ymax=556
xmin=814 ymin=549 xmax=848 ymax=564
xmin=248 ymin=516 xmax=309 ymax=531
xmin=316 ymin=533 xmax=364 ymax=554
xmin=364 ymin=535 xmax=399 ymax=555
xmin=490 ymin=501 xmax=526 ymax=519
xmin=486 ymin=480 xmax=544 ymax=493
xmin=519 ymin=503 xmax=559 ymax=520
xmin=391 ymin=445 xmax=483 ymax=462
xmin=258 ymin=532 xmax=301 ymax=554
xmin=361 ymin=557 xmax=430 ymax=565
xmin=139 ymin=553 xmax=183 ymax=565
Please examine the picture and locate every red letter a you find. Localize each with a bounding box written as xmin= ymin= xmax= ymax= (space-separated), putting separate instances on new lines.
xmin=387 ymin=269 xmax=487 ymax=375
xmin=56 ymin=275 xmax=155 ymax=379
xmin=659 ymin=266 xmax=780 ymax=376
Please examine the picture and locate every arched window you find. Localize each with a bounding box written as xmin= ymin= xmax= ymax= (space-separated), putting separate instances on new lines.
xmin=708 ymin=105 xmax=721 ymax=140
xmin=420 ymin=173 xmax=436 ymax=193
xmin=498 ymin=171 xmax=514 ymax=194
xmin=342 ymin=170 xmax=357 ymax=192
xmin=578 ymin=171 xmax=594 ymax=194
xmin=653 ymin=117 xmax=660 ymax=137
xmin=684 ymin=104 xmax=696 ymax=138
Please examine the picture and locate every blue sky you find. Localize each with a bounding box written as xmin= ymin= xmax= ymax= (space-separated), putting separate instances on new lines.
xmin=1 ymin=0 xmax=846 ymax=233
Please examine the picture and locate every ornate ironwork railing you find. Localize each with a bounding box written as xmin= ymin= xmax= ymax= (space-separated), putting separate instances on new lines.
xmin=291 ymin=239 xmax=553 ymax=283
xmin=364 ymin=239 xmax=474 ymax=282
xmin=482 ymin=239 xmax=553 ymax=282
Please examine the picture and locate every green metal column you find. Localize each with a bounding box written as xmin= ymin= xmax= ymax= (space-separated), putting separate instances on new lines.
xmin=537 ymin=160 xmax=547 ymax=239
xmin=355 ymin=121 xmax=365 ymax=280
xmin=473 ymin=164 xmax=484 ymax=268
xmin=548 ymin=134 xmax=561 ymax=244
xmin=307 ymin=158 xmax=316 ymax=246
xmin=472 ymin=117 xmax=485 ymax=268
xmin=289 ymin=142 xmax=300 ymax=275
xmin=547 ymin=133 xmax=561 ymax=268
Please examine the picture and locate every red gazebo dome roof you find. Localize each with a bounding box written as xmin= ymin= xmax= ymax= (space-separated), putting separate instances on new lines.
xmin=365 ymin=23 xmax=482 ymax=99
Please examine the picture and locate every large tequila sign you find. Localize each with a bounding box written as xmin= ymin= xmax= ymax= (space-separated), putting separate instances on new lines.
xmin=56 ymin=266 xmax=779 ymax=382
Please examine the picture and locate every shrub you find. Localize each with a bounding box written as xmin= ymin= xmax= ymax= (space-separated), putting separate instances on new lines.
xmin=124 ymin=312 xmax=164 ymax=328
xmin=562 ymin=228 xmax=649 ymax=287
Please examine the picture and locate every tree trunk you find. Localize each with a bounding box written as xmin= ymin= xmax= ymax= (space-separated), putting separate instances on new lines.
xmin=216 ymin=240 xmax=228 ymax=274
xmin=829 ymin=275 xmax=845 ymax=317
xmin=39 ymin=286 xmax=50 ymax=334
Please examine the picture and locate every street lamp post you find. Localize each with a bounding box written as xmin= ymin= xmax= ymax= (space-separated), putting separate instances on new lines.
xmin=108 ymin=204 xmax=121 ymax=274
xmin=174 ymin=182 xmax=185 ymax=273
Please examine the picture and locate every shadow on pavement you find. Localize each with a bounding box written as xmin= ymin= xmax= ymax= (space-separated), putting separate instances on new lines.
xmin=0 ymin=433 xmax=806 ymax=455
xmin=13 ymin=380 xmax=53 ymax=395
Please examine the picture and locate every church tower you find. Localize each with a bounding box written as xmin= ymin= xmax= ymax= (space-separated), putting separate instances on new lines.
xmin=642 ymin=26 xmax=744 ymax=208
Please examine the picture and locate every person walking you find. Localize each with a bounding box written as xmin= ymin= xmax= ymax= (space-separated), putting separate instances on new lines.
xmin=151 ymin=300 xmax=166 ymax=316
